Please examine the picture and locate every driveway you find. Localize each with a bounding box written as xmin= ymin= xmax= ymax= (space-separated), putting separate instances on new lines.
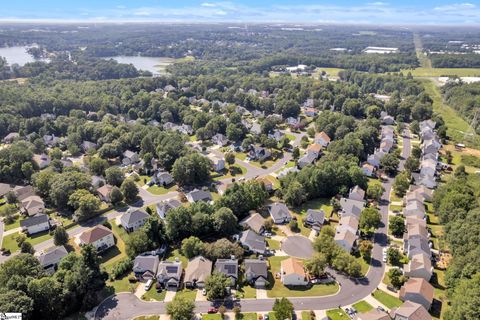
xmin=281 ymin=235 xmax=314 ymax=259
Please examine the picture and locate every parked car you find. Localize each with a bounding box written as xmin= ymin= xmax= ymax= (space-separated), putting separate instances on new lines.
xmin=145 ymin=279 xmax=153 ymax=291
xmin=202 ymin=288 xmax=207 ymax=296
xmin=208 ymin=308 xmax=218 ymax=314
xmin=263 ymin=232 xmax=272 ymax=238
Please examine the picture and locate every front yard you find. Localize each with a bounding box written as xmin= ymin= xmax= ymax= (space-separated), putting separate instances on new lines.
xmin=372 ymin=289 xmax=403 ymax=309
xmin=2 ymin=230 xmax=53 ymax=252
xmin=211 ymin=164 xmax=247 ymax=181
xmin=147 ymin=184 xmax=178 ymax=195
xmin=142 ymin=286 xmax=166 ymax=301
xmin=326 ymin=309 xmax=350 ymax=320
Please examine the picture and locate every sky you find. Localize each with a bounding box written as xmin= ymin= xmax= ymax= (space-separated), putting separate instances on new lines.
xmin=1 ymin=1 xmax=480 ymax=25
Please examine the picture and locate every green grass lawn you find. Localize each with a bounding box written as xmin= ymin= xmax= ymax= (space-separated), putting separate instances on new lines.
xmin=292 ymin=198 xmax=334 ymax=217
xmin=266 ymin=256 xmax=339 ymax=297
xmin=301 ymin=311 xmax=315 ymax=320
xmin=314 ymin=67 xmax=344 ymax=78
xmin=402 ymin=67 xmax=480 ymax=77
xmin=326 ymin=309 xmax=350 ymax=320
xmin=237 ymin=313 xmax=257 ymax=320
xmin=285 ymin=133 xmax=296 ymax=141
xmin=372 ymin=289 xmax=403 ymax=309
xmin=166 ymin=249 xmax=189 ymax=268
xmin=133 ymin=316 xmax=160 ymax=320
xmin=101 ymin=220 xmax=129 ymax=271
xmin=136 ymin=175 xmax=151 ymax=187
xmin=266 ymin=238 xmax=280 ymax=250
xmin=147 ymin=184 xmax=178 ymax=195
xmin=355 ymin=255 xmax=370 ymax=277
xmin=212 ymin=164 xmax=247 ymax=181
xmin=175 ymin=289 xmax=197 ymax=301
xmin=353 ymin=300 xmax=373 ymax=313
xmin=235 ymin=152 xmax=248 ymax=161
xmin=3 ymin=215 xmax=21 ymax=231
xmin=142 ymin=286 xmax=166 ymax=301
xmin=202 ymin=314 xmax=222 ymax=320
xmin=106 ymin=272 xmax=137 ymax=293
xmin=1 ymin=232 xmax=20 ymax=252
xmin=236 ymin=284 xmax=256 ymax=299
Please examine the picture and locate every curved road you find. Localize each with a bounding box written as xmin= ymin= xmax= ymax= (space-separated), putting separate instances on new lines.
xmin=95 ymin=127 xmax=412 ymax=320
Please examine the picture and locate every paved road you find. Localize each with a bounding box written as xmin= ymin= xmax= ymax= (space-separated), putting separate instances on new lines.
xmin=95 ymin=127 xmax=413 ymax=320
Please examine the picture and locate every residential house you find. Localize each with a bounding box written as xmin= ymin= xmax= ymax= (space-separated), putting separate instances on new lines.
xmin=208 ymin=154 xmax=225 ymax=172
xmin=3 ymin=132 xmax=19 ymax=143
xmin=403 ymin=199 xmax=426 ymax=219
xmin=20 ymin=195 xmax=45 ymax=216
xmin=82 ymin=141 xmax=97 ymax=152
xmin=304 ymin=107 xmax=318 ymax=117
xmin=334 ymin=228 xmax=357 ymax=252
xmin=339 ymin=198 xmax=365 ymax=219
xmin=212 ymin=133 xmax=228 ymax=147
xmin=13 ymin=185 xmax=35 ymax=201
xmin=157 ymin=261 xmax=183 ymax=289
xmin=381 ymin=114 xmax=395 ymax=126
xmin=349 ymin=185 xmax=365 ymax=202
xmin=303 ymin=209 xmax=325 ymax=231
xmin=277 ymin=166 xmax=299 ymax=179
xmin=156 ymin=199 xmax=182 ymax=219
xmin=268 ymin=202 xmax=292 ymax=224
xmin=43 ymin=134 xmax=60 ymax=147
xmin=314 ymin=131 xmax=331 ymax=147
xmin=390 ymin=301 xmax=432 ymax=320
xmin=306 ymin=143 xmax=322 ymax=158
xmin=256 ymin=176 xmax=274 ymax=192
xmin=244 ymin=259 xmax=269 ymax=288
xmin=164 ymin=84 xmax=176 ymax=92
xmin=239 ymin=229 xmax=266 ymax=254
xmin=250 ymin=123 xmax=262 ymax=135
xmin=186 ymin=189 xmax=212 ymax=203
xmin=184 ymin=256 xmax=212 ymax=288
xmin=240 ymin=212 xmax=265 ymax=234
xmin=249 ymin=145 xmax=271 ymax=162
xmin=362 ymin=163 xmax=376 ymax=177
xmin=152 ymin=171 xmax=174 ymax=186
xmin=20 ymin=214 xmax=50 ymax=235
xmin=280 ymin=258 xmax=308 ymax=286
xmin=268 ymin=129 xmax=284 ymax=142
xmin=367 ymin=149 xmax=386 ymax=168
xmin=297 ymin=152 xmax=317 ymax=168
xmin=420 ymin=159 xmax=437 ymax=177
xmin=356 ymin=309 xmax=390 ymax=320
xmin=286 ymin=117 xmax=300 ymax=126
xmin=409 ymin=186 xmax=433 ymax=202
xmin=133 ymin=255 xmax=160 ymax=281
xmin=79 ymin=225 xmax=115 ymax=252
xmin=215 ymin=258 xmax=239 ymax=286
xmin=404 ymin=191 xmax=424 ymax=206
xmin=252 ymin=110 xmax=265 ymax=118
xmin=37 ymin=246 xmax=68 ymax=274
xmin=97 ymin=184 xmax=113 ymax=203
xmin=33 ymin=154 xmax=51 ymax=169
xmin=120 ymin=208 xmax=150 ymax=232
xmin=400 ymin=278 xmax=434 ymax=310
xmin=415 ymin=174 xmax=437 ymax=189
xmin=122 ymin=150 xmax=140 ymax=165
xmin=405 ymin=236 xmax=431 ymax=259
xmin=0 ymin=183 xmax=11 ymax=198
xmin=404 ymin=252 xmax=433 ymax=281
xmin=91 ymin=175 xmax=106 ymax=188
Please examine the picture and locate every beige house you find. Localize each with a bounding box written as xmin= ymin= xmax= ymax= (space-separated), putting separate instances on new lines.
xmin=400 ymin=278 xmax=434 ymax=311
xmin=314 ymin=131 xmax=331 ymax=147
xmin=79 ymin=225 xmax=115 ymax=252
xmin=97 ymin=184 xmax=114 ymax=203
xmin=390 ymin=301 xmax=432 ymax=320
xmin=280 ymin=258 xmax=308 ymax=286
xmin=404 ymin=252 xmax=433 ymax=281
xmin=184 ymin=256 xmax=212 ymax=288
xmin=20 ymin=195 xmax=45 ymax=216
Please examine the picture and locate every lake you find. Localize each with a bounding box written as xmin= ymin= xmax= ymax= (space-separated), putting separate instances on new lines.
xmin=104 ymin=56 xmax=175 ymax=75
xmin=0 ymin=46 xmax=47 ymax=66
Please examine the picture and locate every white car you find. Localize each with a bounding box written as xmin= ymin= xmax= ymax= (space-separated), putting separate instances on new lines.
xmin=202 ymin=288 xmax=207 ymax=296
xmin=145 ymin=279 xmax=153 ymax=291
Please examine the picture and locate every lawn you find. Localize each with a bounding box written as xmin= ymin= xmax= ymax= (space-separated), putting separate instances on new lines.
xmin=301 ymin=311 xmax=315 ymax=320
xmin=402 ymin=67 xmax=480 ymax=77
xmin=106 ymin=272 xmax=137 ymax=293
xmin=235 ymin=152 xmax=247 ymax=161
xmin=175 ymin=289 xmax=197 ymax=301
xmin=133 ymin=316 xmax=160 ymax=320
xmin=1 ymin=232 xmax=20 ymax=252
xmin=292 ymin=198 xmax=334 ymax=218
xmin=166 ymin=249 xmax=189 ymax=268
xmin=237 ymin=313 xmax=257 ymax=320
xmin=202 ymin=315 xmax=222 ymax=320
xmin=314 ymin=67 xmax=345 ymax=78
xmin=212 ymin=164 xmax=247 ymax=181
xmin=101 ymin=220 xmax=128 ymax=270
xmin=355 ymin=255 xmax=370 ymax=277
xmin=266 ymin=238 xmax=280 ymax=250
xmin=142 ymin=286 xmax=166 ymax=301
xmin=236 ymin=284 xmax=256 ymax=299
xmin=325 ymin=309 xmax=349 ymax=320
xmin=136 ymin=175 xmax=151 ymax=187
xmin=353 ymin=300 xmax=373 ymax=313
xmin=285 ymin=133 xmax=296 ymax=142
xmin=3 ymin=215 xmax=21 ymax=231
xmin=372 ymin=289 xmax=403 ymax=309
xmin=266 ymin=256 xmax=339 ymax=298
xmin=147 ymin=184 xmax=178 ymax=195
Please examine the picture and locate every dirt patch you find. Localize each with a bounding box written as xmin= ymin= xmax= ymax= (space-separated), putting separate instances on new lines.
xmin=443 ymin=144 xmax=480 ymax=157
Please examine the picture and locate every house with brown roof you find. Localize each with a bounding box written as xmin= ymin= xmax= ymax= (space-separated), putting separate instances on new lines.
xmin=280 ymin=258 xmax=308 ymax=286
xmin=184 ymin=256 xmax=212 ymax=288
xmin=256 ymin=176 xmax=274 ymax=192
xmin=390 ymin=301 xmax=432 ymax=320
xmin=356 ymin=309 xmax=390 ymax=320
xmin=306 ymin=143 xmax=322 ymax=158
xmin=362 ymin=163 xmax=376 ymax=177
xmin=314 ymin=131 xmax=331 ymax=147
xmin=400 ymin=278 xmax=434 ymax=310
xmin=79 ymin=225 xmax=115 ymax=252
xmin=241 ymin=212 xmax=265 ymax=234
xmin=97 ymin=184 xmax=114 ymax=203
xmin=404 ymin=252 xmax=433 ymax=281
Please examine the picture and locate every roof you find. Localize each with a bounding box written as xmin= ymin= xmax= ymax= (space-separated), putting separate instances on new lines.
xmin=334 ymin=228 xmax=357 ymax=248
xmin=20 ymin=214 xmax=49 ymax=228
xmin=157 ymin=261 xmax=183 ymax=279
xmin=79 ymin=225 xmax=113 ymax=244
xmin=184 ymin=256 xmax=212 ymax=283
xmin=305 ymin=209 xmax=325 ymax=225
xmin=315 ymin=131 xmax=331 ymax=142
xmin=406 ymin=224 xmax=429 ymax=239
xmin=156 ymin=199 xmax=182 ymax=213
xmin=244 ymin=259 xmax=268 ymax=279
xmin=400 ymin=278 xmax=434 ymax=304
xmin=349 ymin=185 xmax=365 ymax=201
xmin=215 ymin=259 xmax=239 ymax=278
xmin=406 ymin=253 xmax=432 ymax=274
xmin=97 ymin=184 xmax=113 ymax=198
xmin=241 ymin=213 xmax=265 ymax=234
xmin=281 ymin=258 xmax=306 ymax=277
xmin=307 ymin=143 xmax=322 ymax=153
xmin=121 ymin=208 xmax=149 ymax=226
xmin=37 ymin=246 xmax=68 ymax=267
xmin=391 ymin=301 xmax=432 ymax=320
xmin=187 ymin=189 xmax=212 ymax=202
xmin=269 ymin=202 xmax=291 ymax=221
xmin=340 ymin=198 xmax=364 ymax=218
xmin=123 ymin=150 xmax=137 ymax=158
xmin=408 ymin=237 xmax=431 ymax=256
xmin=356 ymin=309 xmax=390 ymax=320
xmin=133 ymin=255 xmax=160 ymax=274
xmin=240 ymin=230 xmax=266 ymax=252
xmin=0 ymin=183 xmax=11 ymax=197
xmin=21 ymin=195 xmax=45 ymax=210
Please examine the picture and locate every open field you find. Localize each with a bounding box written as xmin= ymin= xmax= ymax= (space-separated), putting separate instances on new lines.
xmin=402 ymin=67 xmax=480 ymax=77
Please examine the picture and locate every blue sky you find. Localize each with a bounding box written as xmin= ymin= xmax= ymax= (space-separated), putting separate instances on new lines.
xmin=1 ymin=1 xmax=479 ymax=25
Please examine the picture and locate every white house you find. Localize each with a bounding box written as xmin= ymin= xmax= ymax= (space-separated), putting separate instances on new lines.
xmin=79 ymin=225 xmax=115 ymax=252
xmin=20 ymin=214 xmax=50 ymax=235
xmin=120 ymin=208 xmax=150 ymax=232
xmin=280 ymin=258 xmax=308 ymax=286
xmin=156 ymin=199 xmax=182 ymax=219
xmin=268 ymin=203 xmax=292 ymax=224
xmin=33 ymin=154 xmax=51 ymax=169
xmin=314 ymin=131 xmax=331 ymax=147
xmin=207 ymin=154 xmax=225 ymax=172
xmin=122 ymin=150 xmax=140 ymax=165
xmin=152 ymin=171 xmax=174 ymax=186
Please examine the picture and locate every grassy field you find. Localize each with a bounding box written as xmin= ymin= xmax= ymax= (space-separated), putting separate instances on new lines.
xmin=106 ymin=273 xmax=137 ymax=293
xmin=402 ymin=67 xmax=480 ymax=77
xmin=175 ymin=289 xmax=197 ymax=301
xmin=266 ymin=238 xmax=280 ymax=250
xmin=326 ymin=309 xmax=350 ymax=320
xmin=2 ymin=229 xmax=54 ymax=252
xmin=353 ymin=300 xmax=373 ymax=313
xmin=292 ymin=198 xmax=334 ymax=218
xmin=133 ymin=316 xmax=160 ymax=320
xmin=147 ymin=184 xmax=178 ymax=195
xmin=313 ymin=67 xmax=344 ymax=79
xmin=372 ymin=289 xmax=403 ymax=309
xmin=237 ymin=313 xmax=257 ymax=320
xmin=236 ymin=284 xmax=257 ymax=299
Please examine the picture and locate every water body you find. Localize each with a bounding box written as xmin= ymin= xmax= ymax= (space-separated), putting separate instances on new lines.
xmin=0 ymin=46 xmax=47 ymax=66
xmin=105 ymin=56 xmax=175 ymax=75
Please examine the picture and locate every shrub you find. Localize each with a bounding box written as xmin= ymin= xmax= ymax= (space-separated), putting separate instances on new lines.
xmin=110 ymin=258 xmax=133 ymax=280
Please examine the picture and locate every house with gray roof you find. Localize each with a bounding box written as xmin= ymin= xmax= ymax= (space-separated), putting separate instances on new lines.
xmin=297 ymin=152 xmax=317 ymax=168
xmin=339 ymin=198 xmax=365 ymax=219
xmin=20 ymin=214 xmax=50 ymax=235
xmin=186 ymin=189 xmax=212 ymax=203
xmin=239 ymin=230 xmax=266 ymax=254
xmin=215 ymin=258 xmax=239 ymax=286
xmin=404 ymin=253 xmax=433 ymax=281
xmin=120 ymin=208 xmax=150 ymax=233
xmin=348 ymin=186 xmax=365 ymax=202
xmin=37 ymin=245 xmax=68 ymax=274
xmin=304 ymin=209 xmax=325 ymax=231
xmin=156 ymin=199 xmax=182 ymax=219
xmin=240 ymin=212 xmax=265 ymax=234
xmin=244 ymin=259 xmax=269 ymax=288
xmin=212 ymin=133 xmax=229 ymax=147
xmin=157 ymin=261 xmax=183 ymax=288
xmin=268 ymin=202 xmax=292 ymax=224
xmin=133 ymin=255 xmax=160 ymax=281
xmin=184 ymin=256 xmax=212 ymax=288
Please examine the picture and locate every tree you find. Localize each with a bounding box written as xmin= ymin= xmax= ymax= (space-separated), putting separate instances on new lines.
xmin=20 ymin=241 xmax=35 ymax=254
xmin=212 ymin=207 xmax=238 ymax=236
xmin=68 ymin=189 xmax=101 ymax=221
xmin=292 ymin=147 xmax=300 ymax=160
xmin=389 ymin=216 xmax=405 ymax=237
xmin=109 ymin=186 xmax=124 ymax=204
xmin=204 ymin=238 xmax=244 ymax=260
xmin=89 ymin=158 xmax=108 ymax=176
xmin=386 ymin=247 xmax=402 ymax=266
xmin=366 ymin=184 xmax=385 ymax=202
xmin=166 ymin=296 xmax=195 ymax=320
xmin=53 ymin=226 xmax=69 ymax=246
xmin=225 ymin=152 xmax=235 ymax=166
xmin=0 ymin=290 xmax=34 ymax=318
xmin=454 ymin=165 xmax=467 ymax=179
xmin=445 ymin=273 xmax=480 ymax=320
xmin=105 ymin=166 xmax=125 ymax=187
xmin=27 ymin=276 xmax=64 ymax=318
xmin=387 ymin=268 xmax=406 ymax=289
xmin=49 ymin=171 xmax=92 ymax=209
xmin=380 ymin=153 xmax=399 ymax=175
xmin=120 ymin=178 xmax=139 ymax=203
xmin=205 ymin=272 xmax=231 ymax=300
xmin=125 ymin=230 xmax=151 ymax=258
xmin=359 ymin=207 xmax=381 ymax=232
xmin=358 ymin=240 xmax=373 ymax=259
xmin=393 ymin=171 xmax=410 ymax=197
xmin=305 ymin=253 xmax=327 ymax=277
xmin=404 ymin=156 xmax=420 ymax=173
xmin=216 ymin=181 xmax=268 ymax=219
xmin=283 ymin=181 xmax=306 ymax=207
xmin=273 ymin=298 xmax=294 ymax=320
xmin=172 ymin=153 xmax=211 ymax=186
xmin=181 ymin=236 xmax=205 ymax=259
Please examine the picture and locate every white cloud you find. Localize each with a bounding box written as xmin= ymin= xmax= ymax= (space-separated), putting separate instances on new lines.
xmin=434 ymin=3 xmax=476 ymax=11
xmin=368 ymin=2 xmax=388 ymax=6
xmin=201 ymin=3 xmax=217 ymax=7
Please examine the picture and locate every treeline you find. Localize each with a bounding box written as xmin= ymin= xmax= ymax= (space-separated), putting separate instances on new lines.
xmin=442 ymin=81 xmax=480 ymax=133
xmin=432 ymin=175 xmax=480 ymax=319
xmin=430 ymin=54 xmax=480 ymax=68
